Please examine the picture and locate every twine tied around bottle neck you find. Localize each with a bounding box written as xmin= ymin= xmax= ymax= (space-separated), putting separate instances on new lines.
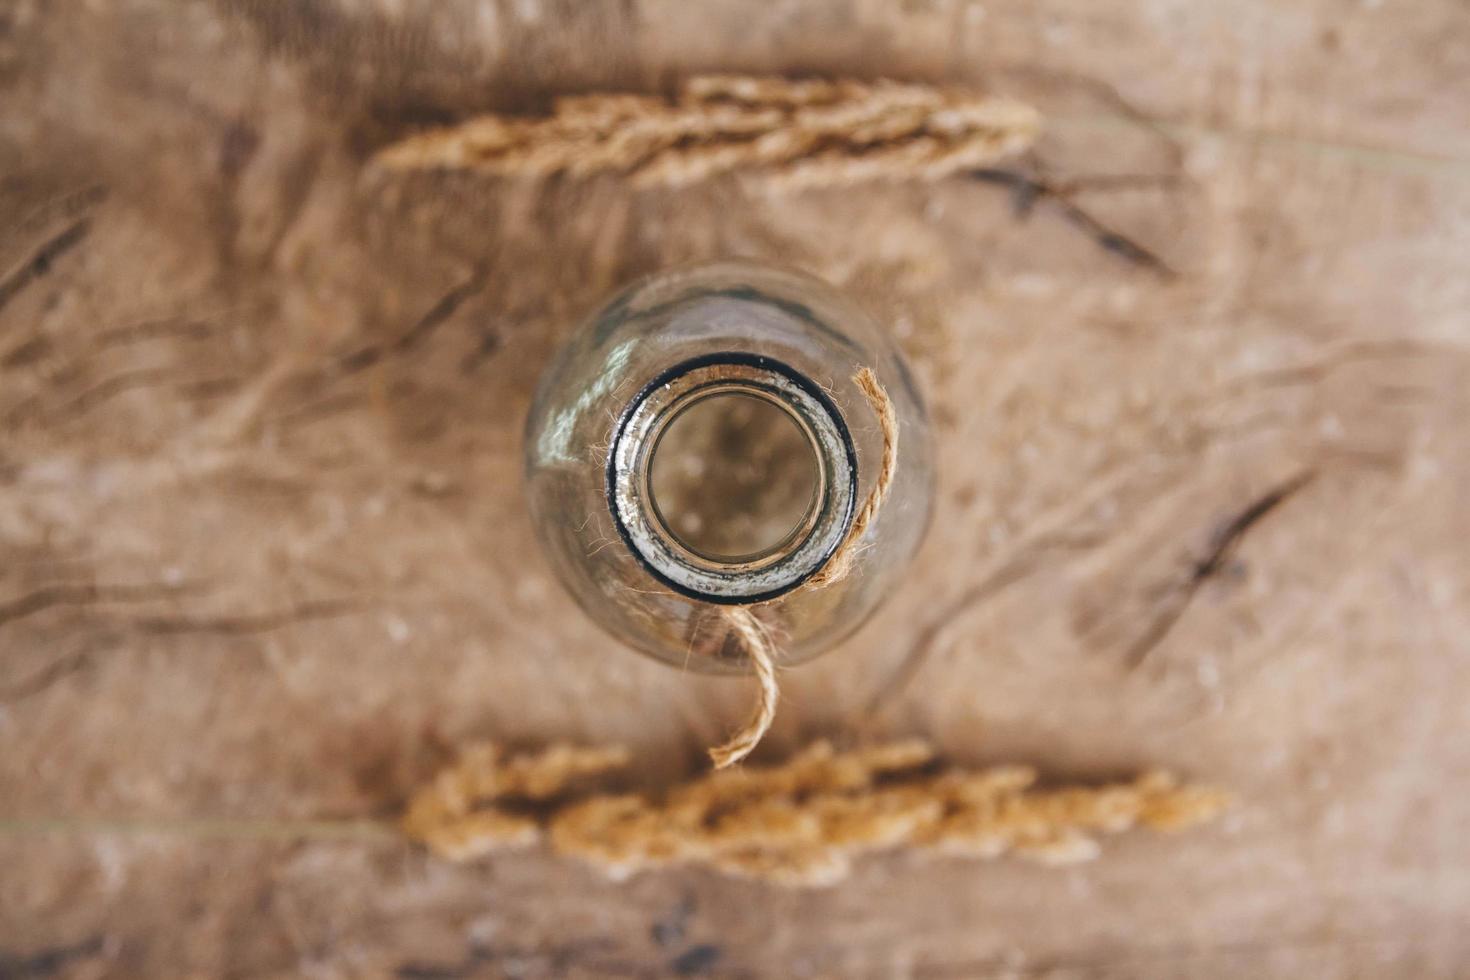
xmin=708 ymin=367 xmax=898 ymax=768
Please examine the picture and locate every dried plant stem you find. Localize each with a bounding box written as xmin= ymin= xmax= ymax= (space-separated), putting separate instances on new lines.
xmin=708 ymin=367 xmax=897 ymax=768
xmin=404 ymin=741 xmax=1232 ymax=887
xmin=375 ymin=75 xmax=1039 ymax=189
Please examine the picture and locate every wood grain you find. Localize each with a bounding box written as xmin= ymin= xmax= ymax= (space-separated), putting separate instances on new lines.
xmin=2 ymin=1 xmax=1468 ymax=976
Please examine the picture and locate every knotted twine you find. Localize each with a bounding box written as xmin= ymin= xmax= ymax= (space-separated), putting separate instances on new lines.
xmin=708 ymin=367 xmax=898 ymax=768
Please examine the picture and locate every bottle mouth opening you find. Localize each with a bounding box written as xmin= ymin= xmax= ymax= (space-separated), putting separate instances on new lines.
xmin=647 ymin=388 xmax=823 ymax=565
xmin=607 ymin=353 xmax=857 ymax=604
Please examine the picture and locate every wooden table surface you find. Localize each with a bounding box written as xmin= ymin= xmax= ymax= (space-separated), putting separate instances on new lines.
xmin=3 ymin=1 xmax=1468 ymax=976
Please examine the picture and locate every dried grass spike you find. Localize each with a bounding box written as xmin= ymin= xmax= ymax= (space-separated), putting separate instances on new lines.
xmin=376 ymin=75 xmax=1038 ymax=189
xmin=402 ymin=742 xmax=630 ymax=860
xmin=405 ymin=741 xmax=1231 ymax=888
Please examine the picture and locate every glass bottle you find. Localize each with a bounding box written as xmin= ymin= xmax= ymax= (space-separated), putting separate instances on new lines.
xmin=524 ymin=260 xmax=933 ymax=672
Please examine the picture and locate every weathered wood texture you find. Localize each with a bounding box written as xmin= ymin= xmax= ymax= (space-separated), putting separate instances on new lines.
xmin=2 ymin=1 xmax=1469 ymax=976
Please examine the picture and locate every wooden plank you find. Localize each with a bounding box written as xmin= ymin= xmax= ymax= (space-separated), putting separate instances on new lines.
xmin=2 ymin=1 xmax=1468 ymax=975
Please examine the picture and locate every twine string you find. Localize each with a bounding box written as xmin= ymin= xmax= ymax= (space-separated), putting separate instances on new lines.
xmin=709 ymin=366 xmax=898 ymax=767
xmin=806 ymin=368 xmax=898 ymax=590
xmin=706 ymin=606 xmax=783 ymax=769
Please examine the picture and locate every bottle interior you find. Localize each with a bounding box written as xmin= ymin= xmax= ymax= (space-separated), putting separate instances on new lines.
xmin=647 ymin=391 xmax=821 ymax=565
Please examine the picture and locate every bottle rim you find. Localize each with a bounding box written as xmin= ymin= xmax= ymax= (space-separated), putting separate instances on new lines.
xmin=606 ymin=352 xmax=858 ymax=605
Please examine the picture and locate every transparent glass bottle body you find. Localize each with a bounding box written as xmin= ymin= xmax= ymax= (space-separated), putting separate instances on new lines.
xmin=524 ymin=260 xmax=933 ymax=672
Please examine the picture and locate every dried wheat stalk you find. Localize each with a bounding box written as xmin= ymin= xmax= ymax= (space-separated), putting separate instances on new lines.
xmin=403 ymin=740 xmax=1230 ymax=887
xmin=375 ymin=75 xmax=1039 ymax=188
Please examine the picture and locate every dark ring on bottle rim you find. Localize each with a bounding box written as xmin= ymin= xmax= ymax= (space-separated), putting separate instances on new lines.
xmin=606 ymin=352 xmax=858 ymax=605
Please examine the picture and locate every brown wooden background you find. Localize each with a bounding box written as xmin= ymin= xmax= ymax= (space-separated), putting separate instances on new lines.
xmin=2 ymin=1 xmax=1468 ymax=976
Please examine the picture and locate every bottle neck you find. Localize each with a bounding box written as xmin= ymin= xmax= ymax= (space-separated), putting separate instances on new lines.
xmin=606 ymin=353 xmax=857 ymax=604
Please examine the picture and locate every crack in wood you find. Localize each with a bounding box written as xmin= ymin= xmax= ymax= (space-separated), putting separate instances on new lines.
xmin=7 ymin=368 xmax=240 ymax=428
xmin=94 ymin=315 xmax=218 ymax=351
xmin=1 ymin=335 xmax=52 ymax=369
xmin=0 ymin=217 xmax=94 ymax=319
xmin=130 ymin=598 xmax=363 ymax=635
xmin=337 ymin=271 xmax=488 ymax=376
xmin=0 ymin=934 xmax=105 ymax=979
xmin=970 ymin=168 xmax=1175 ymax=276
xmin=0 ymin=648 xmax=94 ymax=704
xmin=1124 ymin=470 xmax=1317 ymax=668
xmin=859 ymin=534 xmax=1101 ymax=726
xmin=0 ymin=582 xmax=194 ymax=631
